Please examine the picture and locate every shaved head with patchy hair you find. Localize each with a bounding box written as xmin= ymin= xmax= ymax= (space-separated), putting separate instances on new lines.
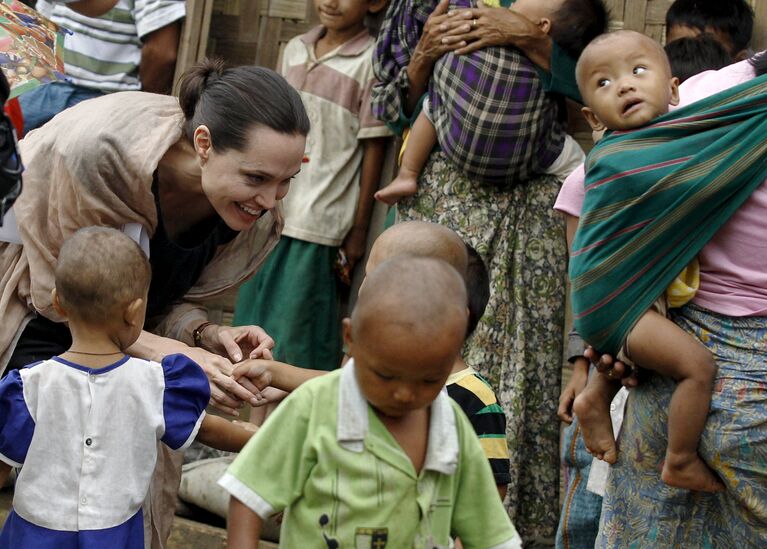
xmin=367 ymin=221 xmax=468 ymax=278
xmin=576 ymin=30 xmax=671 ymax=91
xmin=352 ymin=255 xmax=467 ymax=346
xmin=55 ymin=227 xmax=151 ymax=325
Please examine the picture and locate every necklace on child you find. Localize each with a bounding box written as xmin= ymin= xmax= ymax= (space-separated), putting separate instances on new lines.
xmin=67 ymin=350 xmax=124 ymax=356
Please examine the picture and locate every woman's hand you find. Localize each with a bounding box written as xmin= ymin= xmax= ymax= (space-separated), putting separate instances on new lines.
xmin=231 ymin=360 xmax=290 ymax=407
xmin=183 ymin=347 xmax=262 ymax=415
xmin=200 ymin=323 xmax=275 ymax=363
xmin=413 ymin=0 xmax=460 ymax=67
xmin=439 ymin=2 xmax=552 ymax=65
xmin=584 ymin=346 xmax=638 ymax=388
xmin=558 ymin=358 xmax=589 ymax=423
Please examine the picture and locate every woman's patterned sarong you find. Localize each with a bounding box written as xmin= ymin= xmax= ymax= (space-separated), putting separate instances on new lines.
xmin=597 ymin=304 xmax=767 ymax=547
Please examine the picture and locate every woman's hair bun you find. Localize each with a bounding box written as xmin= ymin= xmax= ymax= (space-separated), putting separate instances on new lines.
xmin=178 ymin=57 xmax=227 ymax=120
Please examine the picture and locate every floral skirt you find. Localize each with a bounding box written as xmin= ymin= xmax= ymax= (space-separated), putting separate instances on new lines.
xmin=597 ymin=303 xmax=767 ymax=548
xmin=399 ymin=151 xmax=568 ymax=543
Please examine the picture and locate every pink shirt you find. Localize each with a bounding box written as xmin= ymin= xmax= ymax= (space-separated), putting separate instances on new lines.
xmin=555 ymin=60 xmax=767 ymax=316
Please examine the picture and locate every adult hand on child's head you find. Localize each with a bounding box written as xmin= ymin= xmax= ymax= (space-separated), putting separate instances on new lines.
xmin=200 ymin=323 xmax=276 ymax=363
xmin=584 ymin=346 xmax=639 ymax=388
xmin=440 ymin=2 xmax=547 ymax=57
xmin=183 ymin=347 xmax=263 ymax=415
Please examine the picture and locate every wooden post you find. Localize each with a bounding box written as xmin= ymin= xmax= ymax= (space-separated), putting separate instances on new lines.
xmin=172 ymin=0 xmax=215 ymax=93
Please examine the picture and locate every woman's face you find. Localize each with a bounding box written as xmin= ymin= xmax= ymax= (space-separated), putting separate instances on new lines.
xmin=197 ymin=125 xmax=306 ymax=232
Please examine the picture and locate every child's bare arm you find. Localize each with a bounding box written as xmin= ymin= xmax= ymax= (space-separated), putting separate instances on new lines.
xmin=227 ymin=497 xmax=262 ymax=549
xmin=232 ymin=359 xmax=325 ymax=394
xmin=0 ymin=462 xmax=11 ymax=487
xmin=196 ymin=415 xmax=256 ymax=453
xmin=342 ymin=136 xmax=388 ymax=269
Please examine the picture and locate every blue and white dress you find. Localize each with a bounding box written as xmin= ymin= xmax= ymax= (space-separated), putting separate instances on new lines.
xmin=0 ymin=353 xmax=210 ymax=548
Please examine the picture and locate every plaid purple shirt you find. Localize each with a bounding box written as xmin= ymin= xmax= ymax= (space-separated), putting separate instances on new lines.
xmin=372 ymin=0 xmax=565 ymax=185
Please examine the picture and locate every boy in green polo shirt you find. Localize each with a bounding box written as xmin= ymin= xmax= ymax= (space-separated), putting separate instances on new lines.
xmin=220 ymin=256 xmax=521 ymax=548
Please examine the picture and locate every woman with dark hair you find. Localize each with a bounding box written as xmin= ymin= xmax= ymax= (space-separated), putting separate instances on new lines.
xmin=0 ymin=59 xmax=309 ymax=407
xmin=0 ymin=58 xmax=309 ymax=544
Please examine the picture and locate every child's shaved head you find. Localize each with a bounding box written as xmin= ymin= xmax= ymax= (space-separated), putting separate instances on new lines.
xmin=353 ymin=255 xmax=467 ymax=344
xmin=576 ymin=30 xmax=671 ymax=91
xmin=367 ymin=221 xmax=468 ymax=277
xmin=55 ymin=227 xmax=151 ymax=324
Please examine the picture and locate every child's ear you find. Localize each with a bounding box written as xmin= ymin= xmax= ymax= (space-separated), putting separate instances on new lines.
xmin=367 ymin=0 xmax=388 ymax=15
xmin=537 ymin=17 xmax=552 ymax=35
xmin=124 ymin=297 xmax=145 ymax=328
xmin=581 ymin=106 xmax=606 ymax=132
xmin=342 ymin=318 xmax=354 ymax=356
xmin=51 ymin=288 xmax=68 ymax=318
xmin=668 ymin=76 xmax=680 ymax=107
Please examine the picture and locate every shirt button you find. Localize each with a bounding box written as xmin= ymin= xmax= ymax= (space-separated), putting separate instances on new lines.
xmin=81 ymin=497 xmax=87 ymax=505
xmin=85 ymin=438 xmax=93 ymax=446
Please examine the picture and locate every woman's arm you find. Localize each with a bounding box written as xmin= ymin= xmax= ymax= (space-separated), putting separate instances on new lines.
xmin=372 ymin=0 xmax=459 ymax=128
xmin=403 ymin=0 xmax=455 ymax=115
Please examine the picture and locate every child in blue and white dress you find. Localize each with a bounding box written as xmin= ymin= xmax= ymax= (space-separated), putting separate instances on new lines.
xmin=0 ymin=227 xmax=255 ymax=548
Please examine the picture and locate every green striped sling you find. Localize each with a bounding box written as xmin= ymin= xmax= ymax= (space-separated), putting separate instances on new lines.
xmin=570 ymin=73 xmax=767 ymax=354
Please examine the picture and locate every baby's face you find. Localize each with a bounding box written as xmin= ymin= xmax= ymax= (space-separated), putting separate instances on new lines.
xmin=579 ymin=36 xmax=679 ymax=131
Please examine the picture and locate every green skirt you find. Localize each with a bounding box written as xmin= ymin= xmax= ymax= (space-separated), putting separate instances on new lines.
xmin=234 ymin=236 xmax=342 ymax=371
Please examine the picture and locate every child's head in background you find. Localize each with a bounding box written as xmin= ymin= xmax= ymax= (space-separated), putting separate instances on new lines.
xmin=665 ymin=0 xmax=753 ymax=61
xmin=344 ymin=255 xmax=467 ymax=419
xmin=664 ymin=34 xmax=732 ymax=84
xmin=510 ymin=0 xmax=609 ymax=59
xmin=365 ymin=221 xmax=468 ymax=278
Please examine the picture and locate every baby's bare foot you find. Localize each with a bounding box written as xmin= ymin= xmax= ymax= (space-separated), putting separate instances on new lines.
xmin=375 ymin=174 xmax=418 ymax=205
xmin=573 ymin=391 xmax=618 ymax=464
xmin=661 ymin=452 xmax=725 ymax=492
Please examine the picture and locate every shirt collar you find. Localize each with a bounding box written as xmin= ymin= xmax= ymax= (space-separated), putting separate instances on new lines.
xmin=300 ymin=26 xmax=373 ymax=58
xmin=337 ymin=360 xmax=459 ymax=475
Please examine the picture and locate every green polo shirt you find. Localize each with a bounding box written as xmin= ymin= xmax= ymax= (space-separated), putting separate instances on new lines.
xmin=219 ymin=362 xmax=520 ymax=549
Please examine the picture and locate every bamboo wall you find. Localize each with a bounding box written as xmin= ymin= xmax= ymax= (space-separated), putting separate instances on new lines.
xmin=178 ymin=0 xmax=767 ymax=72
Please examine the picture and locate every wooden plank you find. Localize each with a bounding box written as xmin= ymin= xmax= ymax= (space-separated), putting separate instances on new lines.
xmin=622 ymin=0 xmax=648 ymax=31
xmin=604 ymin=0 xmax=624 ymax=23
xmin=644 ymin=0 xmax=673 ymax=25
xmin=173 ymin=0 xmax=209 ymax=91
xmin=267 ymin=0 xmax=305 ymax=20
xmin=254 ymin=16 xmax=284 ymax=69
xmin=238 ymin=0 xmax=261 ymax=44
xmin=752 ymin=0 xmax=767 ymax=52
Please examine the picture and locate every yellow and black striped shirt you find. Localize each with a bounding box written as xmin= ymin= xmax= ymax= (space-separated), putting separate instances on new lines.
xmin=446 ymin=367 xmax=511 ymax=486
